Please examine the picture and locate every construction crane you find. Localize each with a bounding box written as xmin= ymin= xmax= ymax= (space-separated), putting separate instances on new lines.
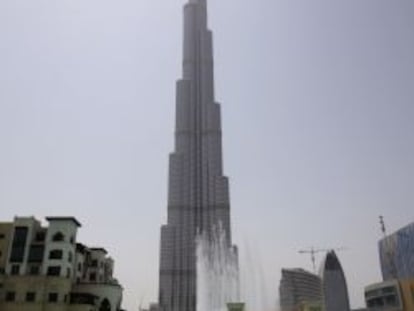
xmin=379 ymin=215 xmax=398 ymax=279
xmin=298 ymin=246 xmax=347 ymax=273
xmin=379 ymin=215 xmax=387 ymax=237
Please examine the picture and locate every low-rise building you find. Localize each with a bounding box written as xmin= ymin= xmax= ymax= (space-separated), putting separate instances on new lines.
xmin=364 ymin=279 xmax=414 ymax=311
xmin=0 ymin=216 xmax=123 ymax=311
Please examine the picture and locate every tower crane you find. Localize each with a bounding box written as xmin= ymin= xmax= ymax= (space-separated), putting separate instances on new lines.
xmin=379 ymin=215 xmax=398 ymax=279
xmin=298 ymin=246 xmax=347 ymax=273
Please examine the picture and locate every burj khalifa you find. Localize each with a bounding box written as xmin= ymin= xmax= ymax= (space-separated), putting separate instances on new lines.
xmin=158 ymin=1 xmax=237 ymax=311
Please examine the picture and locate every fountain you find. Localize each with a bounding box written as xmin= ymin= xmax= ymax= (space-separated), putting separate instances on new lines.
xmin=196 ymin=227 xmax=240 ymax=311
xmin=197 ymin=228 xmax=239 ymax=311
xmin=197 ymin=230 xmax=278 ymax=311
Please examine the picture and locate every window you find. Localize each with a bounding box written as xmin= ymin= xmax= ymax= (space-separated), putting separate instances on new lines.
xmin=385 ymin=295 xmax=398 ymax=306
xmin=35 ymin=231 xmax=46 ymax=242
xmin=49 ymin=250 xmax=63 ymax=260
xmin=90 ymin=273 xmax=96 ymax=282
xmin=48 ymin=293 xmax=58 ymax=303
xmin=10 ymin=226 xmax=28 ymax=262
xmin=99 ymin=298 xmax=111 ymax=311
xmin=47 ymin=266 xmax=61 ymax=276
xmin=78 ymin=263 xmax=82 ymax=272
xmin=0 ymin=233 xmax=5 ymax=239
xmin=5 ymin=291 xmax=16 ymax=302
xmin=11 ymin=264 xmax=20 ymax=275
xmin=28 ymin=245 xmax=45 ymax=263
xmin=26 ymin=292 xmax=36 ymax=302
xmin=67 ymin=268 xmax=71 ymax=278
xmin=52 ymin=232 xmax=65 ymax=242
xmin=29 ymin=265 xmax=40 ymax=275
xmin=91 ymin=260 xmax=98 ymax=267
xmin=68 ymin=252 xmax=73 ymax=263
xmin=70 ymin=236 xmax=75 ymax=244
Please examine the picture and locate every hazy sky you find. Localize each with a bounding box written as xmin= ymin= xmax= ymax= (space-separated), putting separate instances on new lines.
xmin=1 ymin=0 xmax=413 ymax=310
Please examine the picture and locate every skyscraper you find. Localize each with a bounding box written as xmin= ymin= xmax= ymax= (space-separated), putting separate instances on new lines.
xmin=158 ymin=1 xmax=236 ymax=311
xmin=320 ymin=251 xmax=350 ymax=311
xmin=379 ymin=222 xmax=414 ymax=281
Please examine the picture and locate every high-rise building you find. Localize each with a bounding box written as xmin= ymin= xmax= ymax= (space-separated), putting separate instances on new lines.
xmin=321 ymin=251 xmax=350 ymax=311
xmin=379 ymin=222 xmax=414 ymax=281
xmin=158 ymin=1 xmax=236 ymax=311
xmin=279 ymin=268 xmax=323 ymax=311
xmin=0 ymin=216 xmax=124 ymax=311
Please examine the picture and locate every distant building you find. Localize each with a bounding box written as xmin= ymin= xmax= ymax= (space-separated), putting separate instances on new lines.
xmin=320 ymin=251 xmax=350 ymax=311
xmin=0 ymin=216 xmax=123 ymax=311
xmin=299 ymin=302 xmax=324 ymax=311
xmin=379 ymin=222 xmax=414 ymax=281
xmin=364 ymin=278 xmax=414 ymax=311
xmin=279 ymin=268 xmax=323 ymax=311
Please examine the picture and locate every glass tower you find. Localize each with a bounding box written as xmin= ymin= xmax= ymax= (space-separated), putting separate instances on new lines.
xmin=379 ymin=222 xmax=414 ymax=281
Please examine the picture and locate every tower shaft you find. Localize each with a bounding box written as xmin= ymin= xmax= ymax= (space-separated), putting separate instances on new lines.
xmin=158 ymin=1 xmax=234 ymax=311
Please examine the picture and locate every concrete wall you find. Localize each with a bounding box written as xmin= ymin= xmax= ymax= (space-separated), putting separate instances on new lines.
xmin=0 ymin=223 xmax=12 ymax=270
xmin=0 ymin=275 xmax=72 ymax=307
xmin=73 ymin=283 xmax=122 ymax=311
xmin=43 ymin=220 xmax=79 ymax=280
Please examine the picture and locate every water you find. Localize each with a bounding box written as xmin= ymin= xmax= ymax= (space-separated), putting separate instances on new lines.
xmin=196 ymin=228 xmax=240 ymax=311
xmin=197 ymin=229 xmax=278 ymax=311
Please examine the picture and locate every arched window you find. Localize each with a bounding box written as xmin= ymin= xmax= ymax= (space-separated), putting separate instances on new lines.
xmin=52 ymin=232 xmax=65 ymax=242
xmin=99 ymin=298 xmax=111 ymax=311
xmin=49 ymin=250 xmax=63 ymax=260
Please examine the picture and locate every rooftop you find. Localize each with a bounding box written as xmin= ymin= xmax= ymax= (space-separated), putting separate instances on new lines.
xmin=46 ymin=217 xmax=82 ymax=227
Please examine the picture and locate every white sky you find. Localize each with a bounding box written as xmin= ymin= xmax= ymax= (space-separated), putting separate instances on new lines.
xmin=1 ymin=0 xmax=413 ymax=310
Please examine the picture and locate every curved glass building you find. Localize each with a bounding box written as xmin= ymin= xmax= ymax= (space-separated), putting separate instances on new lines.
xmin=320 ymin=251 xmax=350 ymax=311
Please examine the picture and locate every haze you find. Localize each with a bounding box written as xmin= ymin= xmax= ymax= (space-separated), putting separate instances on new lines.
xmin=1 ymin=0 xmax=413 ymax=310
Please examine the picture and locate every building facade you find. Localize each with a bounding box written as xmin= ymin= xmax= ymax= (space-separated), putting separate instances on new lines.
xmin=320 ymin=251 xmax=350 ymax=311
xmin=379 ymin=222 xmax=414 ymax=281
xmin=0 ymin=216 xmax=123 ymax=311
xmin=158 ymin=1 xmax=237 ymax=311
xmin=279 ymin=268 xmax=323 ymax=311
xmin=364 ymin=278 xmax=414 ymax=311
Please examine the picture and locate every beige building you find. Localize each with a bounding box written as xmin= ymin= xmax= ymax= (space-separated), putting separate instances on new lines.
xmin=0 ymin=217 xmax=124 ymax=311
xmin=365 ymin=278 xmax=414 ymax=311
